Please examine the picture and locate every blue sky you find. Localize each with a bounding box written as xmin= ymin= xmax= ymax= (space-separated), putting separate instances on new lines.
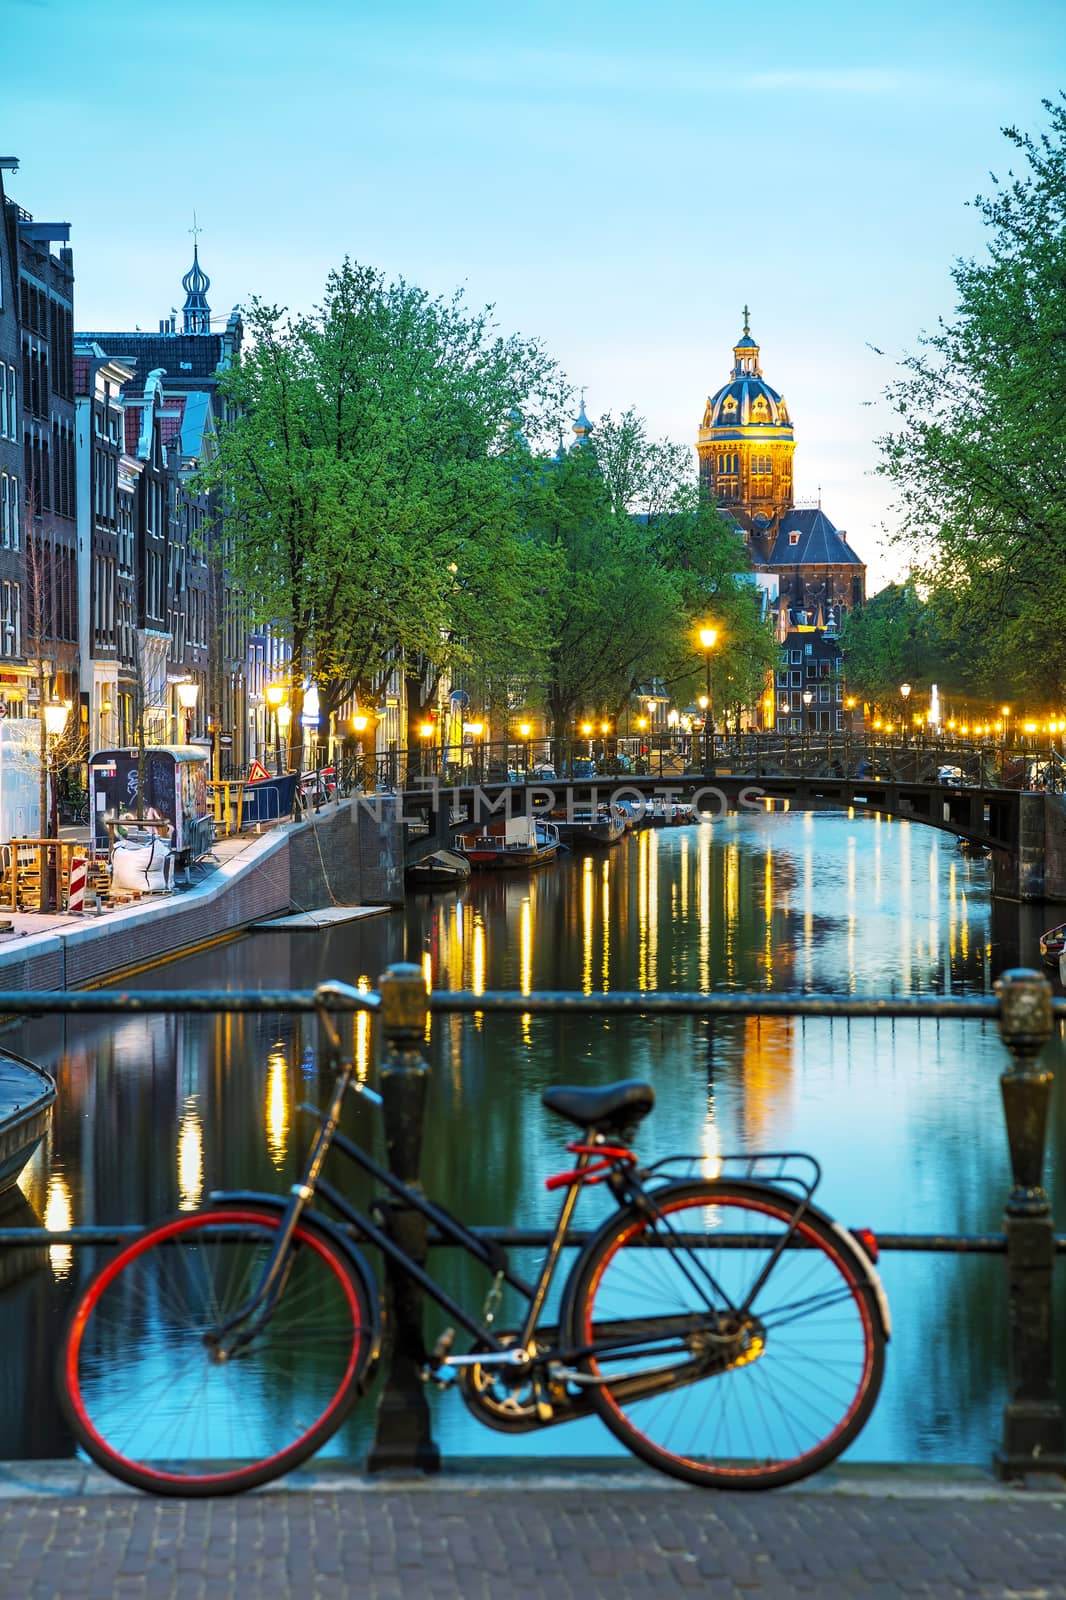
xmin=5 ymin=0 xmax=1064 ymax=588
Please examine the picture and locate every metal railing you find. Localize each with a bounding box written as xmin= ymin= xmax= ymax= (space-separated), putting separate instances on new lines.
xmin=329 ymin=735 xmax=1066 ymax=796
xmin=2 ymin=968 xmax=1064 ymax=1480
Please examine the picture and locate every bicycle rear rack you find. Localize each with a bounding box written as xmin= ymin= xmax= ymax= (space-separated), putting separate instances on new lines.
xmin=643 ymin=1150 xmax=821 ymax=1204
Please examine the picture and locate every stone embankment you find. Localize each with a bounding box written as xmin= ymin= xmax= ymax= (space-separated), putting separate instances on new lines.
xmin=0 ymin=796 xmax=403 ymax=991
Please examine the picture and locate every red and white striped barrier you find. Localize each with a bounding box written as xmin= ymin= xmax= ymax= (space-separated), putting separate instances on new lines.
xmin=67 ymin=854 xmax=88 ymax=915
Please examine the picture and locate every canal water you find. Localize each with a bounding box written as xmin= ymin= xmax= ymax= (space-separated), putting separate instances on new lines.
xmin=3 ymin=809 xmax=1063 ymax=1469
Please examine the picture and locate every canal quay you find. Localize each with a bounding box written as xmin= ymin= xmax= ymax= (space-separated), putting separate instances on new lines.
xmin=2 ymin=805 xmax=1063 ymax=1477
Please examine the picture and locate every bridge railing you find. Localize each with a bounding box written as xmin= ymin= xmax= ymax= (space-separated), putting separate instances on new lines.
xmin=2 ymin=969 xmax=1063 ymax=1480
xmin=336 ymin=735 xmax=1066 ymax=795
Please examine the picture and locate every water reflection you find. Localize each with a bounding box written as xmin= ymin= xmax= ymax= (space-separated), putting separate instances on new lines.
xmin=2 ymin=810 xmax=1061 ymax=1468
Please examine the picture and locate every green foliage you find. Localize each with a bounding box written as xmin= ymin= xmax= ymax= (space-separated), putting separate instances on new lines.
xmin=526 ymin=408 xmax=775 ymax=731
xmin=201 ymin=260 xmax=559 ymax=717
xmin=879 ymin=96 xmax=1066 ymax=698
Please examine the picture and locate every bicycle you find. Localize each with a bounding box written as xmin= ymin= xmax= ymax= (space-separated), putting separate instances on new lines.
xmin=58 ymin=981 xmax=890 ymax=1497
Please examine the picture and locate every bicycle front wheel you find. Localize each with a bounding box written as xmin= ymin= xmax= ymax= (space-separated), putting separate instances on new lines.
xmin=60 ymin=1205 xmax=375 ymax=1496
xmin=568 ymin=1180 xmax=886 ymax=1489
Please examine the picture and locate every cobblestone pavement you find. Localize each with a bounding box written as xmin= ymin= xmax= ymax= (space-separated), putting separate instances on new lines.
xmin=1 ymin=1467 xmax=1065 ymax=1599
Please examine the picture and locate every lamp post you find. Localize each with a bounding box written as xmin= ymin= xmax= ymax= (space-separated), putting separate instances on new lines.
xmin=266 ymin=683 xmax=286 ymax=774
xmin=699 ymin=625 xmax=718 ymax=774
xmin=176 ymin=679 xmax=199 ymax=747
xmin=44 ymin=698 xmax=69 ymax=912
xmin=418 ymin=719 xmax=436 ymax=778
xmin=600 ymin=719 xmax=611 ymax=770
xmin=464 ymin=721 xmax=484 ymax=782
xmin=1001 ymin=705 xmax=1011 ymax=750
xmin=518 ymin=722 xmax=532 ymax=777
xmin=802 ymin=689 xmax=813 ymax=757
xmin=352 ymin=712 xmax=370 ymax=790
xmin=899 ymin=682 xmax=911 ymax=744
xmin=275 ymin=702 xmax=292 ymax=775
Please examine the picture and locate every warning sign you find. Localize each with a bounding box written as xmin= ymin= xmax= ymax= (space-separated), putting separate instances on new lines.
xmin=247 ymin=761 xmax=270 ymax=783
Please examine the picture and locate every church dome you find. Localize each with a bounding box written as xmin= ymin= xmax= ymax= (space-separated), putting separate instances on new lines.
xmin=705 ymin=375 xmax=790 ymax=430
xmin=701 ymin=312 xmax=792 ymax=433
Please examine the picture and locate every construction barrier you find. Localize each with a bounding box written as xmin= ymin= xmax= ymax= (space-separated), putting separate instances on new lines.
xmin=66 ymin=853 xmax=88 ymax=914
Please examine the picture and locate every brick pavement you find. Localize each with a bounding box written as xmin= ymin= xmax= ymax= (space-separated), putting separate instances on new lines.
xmin=0 ymin=1467 xmax=1065 ymax=1599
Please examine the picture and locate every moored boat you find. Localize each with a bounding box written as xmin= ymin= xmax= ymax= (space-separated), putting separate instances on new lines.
xmin=405 ymin=848 xmax=472 ymax=889
xmin=0 ymin=1052 xmax=55 ymax=1196
xmin=549 ymin=804 xmax=626 ymax=848
xmin=1040 ymin=921 xmax=1066 ymax=967
xmin=455 ymin=815 xmax=561 ymax=870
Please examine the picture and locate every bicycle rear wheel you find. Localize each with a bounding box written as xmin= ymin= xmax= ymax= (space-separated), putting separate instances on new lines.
xmin=567 ymin=1179 xmax=886 ymax=1488
xmin=59 ymin=1205 xmax=375 ymax=1496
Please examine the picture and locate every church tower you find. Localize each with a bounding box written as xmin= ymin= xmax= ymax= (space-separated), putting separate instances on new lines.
xmin=181 ymin=241 xmax=211 ymax=335
xmin=697 ymin=311 xmax=795 ymax=560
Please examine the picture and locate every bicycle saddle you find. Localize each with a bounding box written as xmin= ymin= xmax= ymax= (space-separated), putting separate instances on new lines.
xmin=542 ymin=1079 xmax=655 ymax=1132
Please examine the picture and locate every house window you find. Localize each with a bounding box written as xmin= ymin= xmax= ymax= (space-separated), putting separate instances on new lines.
xmin=2 ymin=580 xmax=21 ymax=657
xmin=790 ymin=670 xmax=801 ymax=687
xmin=789 ymin=532 xmax=800 ymax=546
xmin=790 ymin=649 xmax=802 ymax=665
xmin=804 ymin=643 xmax=813 ymax=655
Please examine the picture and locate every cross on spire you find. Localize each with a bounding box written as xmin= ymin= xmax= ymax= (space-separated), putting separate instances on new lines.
xmin=742 ymin=304 xmax=750 ymax=334
xmin=189 ymin=211 xmax=203 ymax=242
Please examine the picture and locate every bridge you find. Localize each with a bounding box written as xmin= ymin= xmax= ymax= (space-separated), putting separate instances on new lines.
xmin=391 ymin=757 xmax=1066 ymax=902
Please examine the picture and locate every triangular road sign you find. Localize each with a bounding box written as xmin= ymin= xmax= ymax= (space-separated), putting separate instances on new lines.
xmin=247 ymin=760 xmax=270 ymax=783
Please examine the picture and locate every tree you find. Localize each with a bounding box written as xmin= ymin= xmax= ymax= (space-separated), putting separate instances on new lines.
xmin=522 ymin=408 xmax=776 ymax=751
xmin=879 ymin=96 xmax=1066 ymax=699
xmin=201 ymin=261 xmax=559 ymax=727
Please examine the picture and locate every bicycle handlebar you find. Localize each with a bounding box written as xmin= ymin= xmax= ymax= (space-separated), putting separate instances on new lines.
xmin=313 ymin=980 xmax=381 ymax=1012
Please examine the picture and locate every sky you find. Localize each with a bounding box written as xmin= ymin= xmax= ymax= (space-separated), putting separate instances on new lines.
xmin=5 ymin=0 xmax=1065 ymax=591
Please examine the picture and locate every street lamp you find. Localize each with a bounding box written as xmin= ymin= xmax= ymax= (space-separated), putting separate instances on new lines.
xmin=351 ymin=711 xmax=372 ymax=790
xmin=699 ymin=624 xmax=718 ymax=773
xmin=418 ymin=719 xmax=436 ymax=778
xmin=899 ymin=682 xmax=911 ymax=744
xmin=518 ymin=721 xmax=532 ymax=776
xmin=266 ymin=683 xmax=286 ymax=774
xmin=176 ymin=679 xmax=199 ymax=746
xmin=1001 ymin=705 xmax=1011 ymax=748
xmin=276 ymin=702 xmax=292 ymax=774
xmin=802 ymin=689 xmax=813 ymax=754
xmin=464 ymin=720 xmax=484 ymax=781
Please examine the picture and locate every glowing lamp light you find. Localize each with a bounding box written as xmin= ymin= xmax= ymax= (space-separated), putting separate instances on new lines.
xmin=265 ymin=683 xmax=285 ymax=710
xmin=900 ymin=683 xmax=912 ymax=700
xmin=465 ymin=721 xmax=484 ymax=737
xmin=351 ymin=712 xmax=369 ymax=734
xmin=518 ymin=722 xmax=531 ymax=738
xmin=580 ymin=722 xmax=593 ymax=736
xmin=698 ymin=694 xmax=709 ymax=710
xmin=176 ymin=680 xmax=199 ymax=712
xmin=43 ymin=699 xmax=69 ymax=738
xmin=419 ymin=722 xmax=435 ymax=739
xmin=1024 ymin=722 xmax=1038 ymax=734
xmin=699 ymin=626 xmax=718 ymax=650
xmin=636 ymin=716 xmax=648 ymax=730
xmin=276 ymin=703 xmax=292 ymax=733
xmin=600 ymin=721 xmax=610 ymax=735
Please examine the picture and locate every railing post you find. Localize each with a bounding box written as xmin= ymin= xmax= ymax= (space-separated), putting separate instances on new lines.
xmin=994 ymin=967 xmax=1065 ymax=1479
xmin=367 ymin=962 xmax=441 ymax=1474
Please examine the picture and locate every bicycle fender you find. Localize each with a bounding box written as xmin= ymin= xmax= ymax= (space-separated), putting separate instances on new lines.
xmin=208 ymin=1189 xmax=384 ymax=1365
xmin=826 ymin=1219 xmax=892 ymax=1341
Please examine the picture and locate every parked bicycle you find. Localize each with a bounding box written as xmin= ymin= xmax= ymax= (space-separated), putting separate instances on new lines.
xmin=59 ymin=982 xmax=890 ymax=1497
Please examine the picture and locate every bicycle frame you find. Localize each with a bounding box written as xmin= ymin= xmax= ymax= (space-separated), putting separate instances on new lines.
xmin=210 ymin=992 xmax=832 ymax=1380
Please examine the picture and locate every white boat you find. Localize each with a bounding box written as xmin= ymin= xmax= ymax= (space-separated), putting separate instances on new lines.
xmin=455 ymin=815 xmax=561 ymax=871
